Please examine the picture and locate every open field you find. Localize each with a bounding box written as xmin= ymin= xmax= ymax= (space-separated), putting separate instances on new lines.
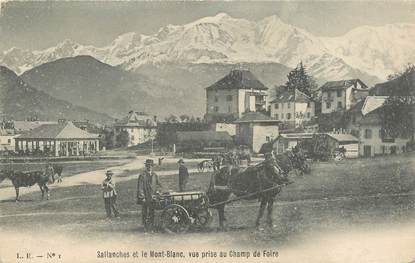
xmin=0 ymin=153 xmax=414 ymax=262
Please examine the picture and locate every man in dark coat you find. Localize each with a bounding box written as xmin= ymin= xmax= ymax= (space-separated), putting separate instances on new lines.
xmin=137 ymin=159 xmax=161 ymax=232
xmin=178 ymin=159 xmax=189 ymax=192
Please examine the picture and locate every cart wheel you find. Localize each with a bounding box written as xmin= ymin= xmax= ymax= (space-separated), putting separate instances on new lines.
xmin=161 ymin=204 xmax=190 ymax=234
xmin=196 ymin=209 xmax=212 ymax=228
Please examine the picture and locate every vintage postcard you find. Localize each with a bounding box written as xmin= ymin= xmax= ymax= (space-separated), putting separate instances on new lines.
xmin=0 ymin=1 xmax=414 ymax=263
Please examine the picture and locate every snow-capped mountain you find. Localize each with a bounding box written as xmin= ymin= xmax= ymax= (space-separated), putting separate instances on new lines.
xmin=1 ymin=13 xmax=414 ymax=81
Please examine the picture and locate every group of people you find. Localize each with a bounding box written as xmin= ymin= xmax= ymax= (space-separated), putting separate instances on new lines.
xmin=101 ymin=158 xmax=190 ymax=232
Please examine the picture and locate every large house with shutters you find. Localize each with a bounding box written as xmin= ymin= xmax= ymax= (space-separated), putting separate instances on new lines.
xmin=320 ymin=79 xmax=370 ymax=114
xmin=205 ymin=69 xmax=268 ymax=122
xmin=114 ymin=111 xmax=157 ymax=147
xmin=269 ymin=89 xmax=316 ymax=129
xmin=345 ymin=96 xmax=412 ymax=157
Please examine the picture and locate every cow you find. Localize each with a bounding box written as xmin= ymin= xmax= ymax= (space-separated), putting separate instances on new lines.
xmin=0 ymin=169 xmax=55 ymax=202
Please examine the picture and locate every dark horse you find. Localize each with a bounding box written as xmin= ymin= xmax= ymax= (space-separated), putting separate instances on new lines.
xmin=0 ymin=169 xmax=55 ymax=201
xmin=207 ymin=150 xmax=310 ymax=230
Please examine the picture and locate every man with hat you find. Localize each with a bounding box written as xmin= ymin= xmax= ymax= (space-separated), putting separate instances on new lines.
xmin=137 ymin=159 xmax=161 ymax=231
xmin=102 ymin=170 xmax=119 ymax=218
xmin=177 ymin=159 xmax=189 ymax=192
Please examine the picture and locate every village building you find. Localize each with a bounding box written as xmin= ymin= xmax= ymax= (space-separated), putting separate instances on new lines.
xmin=234 ymin=112 xmax=279 ymax=153
xmin=114 ymin=111 xmax=157 ymax=147
xmin=0 ymin=129 xmax=18 ymax=152
xmin=14 ymin=121 xmax=100 ymax=157
xmin=370 ymin=70 xmax=415 ymax=96
xmin=175 ymin=131 xmax=233 ymax=153
xmin=345 ymin=96 xmax=412 ymax=157
xmin=205 ymin=69 xmax=268 ymax=122
xmin=320 ymin=79 xmax=370 ymax=114
xmin=272 ymin=133 xmax=314 ymax=154
xmin=269 ymin=89 xmax=316 ymax=129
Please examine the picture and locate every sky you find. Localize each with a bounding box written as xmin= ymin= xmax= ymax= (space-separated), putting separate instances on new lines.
xmin=0 ymin=1 xmax=414 ymax=52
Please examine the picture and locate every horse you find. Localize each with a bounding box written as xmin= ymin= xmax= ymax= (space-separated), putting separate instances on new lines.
xmin=0 ymin=169 xmax=55 ymax=202
xmin=197 ymin=160 xmax=213 ymax=172
xmin=207 ymin=150 xmax=310 ymax=230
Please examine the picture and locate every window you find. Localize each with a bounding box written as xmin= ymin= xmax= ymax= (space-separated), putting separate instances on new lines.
xmin=337 ymin=90 xmax=342 ymax=97
xmin=130 ymin=135 xmax=135 ymax=141
xmin=307 ymin=102 xmax=311 ymax=108
xmin=274 ymin=103 xmax=279 ymax=109
xmin=274 ymin=114 xmax=279 ymax=120
xmin=287 ymin=102 xmax=291 ymax=109
xmin=226 ymin=95 xmax=232 ymax=101
xmin=7 ymin=139 xmax=11 ymax=144
xmin=287 ymin=113 xmax=291 ymax=120
xmin=214 ymin=106 xmax=219 ymax=112
xmin=307 ymin=112 xmax=310 ymax=118
xmin=337 ymin=101 xmax=342 ymax=109
xmin=326 ymin=102 xmax=331 ymax=109
xmin=327 ymin=91 xmax=332 ymax=98
xmin=214 ymin=96 xmax=218 ymax=102
xmin=364 ymin=129 xmax=372 ymax=139
xmin=266 ymin=136 xmax=270 ymax=142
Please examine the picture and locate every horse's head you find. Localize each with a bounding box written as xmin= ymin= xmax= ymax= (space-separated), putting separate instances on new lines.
xmin=287 ymin=149 xmax=311 ymax=174
xmin=0 ymin=170 xmax=13 ymax=183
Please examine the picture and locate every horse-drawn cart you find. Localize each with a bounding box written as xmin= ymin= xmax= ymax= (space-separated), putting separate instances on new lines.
xmin=153 ymin=191 xmax=212 ymax=233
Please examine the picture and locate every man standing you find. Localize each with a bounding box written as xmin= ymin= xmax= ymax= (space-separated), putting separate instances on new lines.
xmin=178 ymin=159 xmax=189 ymax=192
xmin=102 ymin=170 xmax=119 ymax=218
xmin=137 ymin=159 xmax=161 ymax=232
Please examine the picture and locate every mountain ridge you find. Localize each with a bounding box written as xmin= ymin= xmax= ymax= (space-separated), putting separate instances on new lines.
xmin=1 ymin=13 xmax=412 ymax=81
xmin=0 ymin=65 xmax=114 ymax=122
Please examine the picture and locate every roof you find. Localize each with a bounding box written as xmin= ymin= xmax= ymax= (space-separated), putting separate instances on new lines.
xmin=348 ymin=96 xmax=388 ymax=116
xmin=234 ymin=112 xmax=279 ymax=123
xmin=371 ymin=70 xmax=415 ymax=96
xmin=17 ymin=121 xmax=99 ymax=140
xmin=115 ymin=111 xmax=157 ymax=127
xmin=0 ymin=128 xmax=14 ymax=136
xmin=361 ymin=96 xmax=388 ymax=115
xmin=206 ymin=69 xmax=268 ymax=91
xmin=278 ymin=133 xmax=314 ymax=140
xmin=176 ymin=131 xmax=233 ymax=142
xmin=320 ymin=79 xmax=368 ymax=91
xmin=326 ymin=133 xmax=359 ymax=143
xmin=271 ymin=89 xmax=312 ymax=103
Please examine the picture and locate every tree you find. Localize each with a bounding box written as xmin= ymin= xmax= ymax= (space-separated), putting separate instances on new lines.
xmin=165 ymin=114 xmax=178 ymax=123
xmin=179 ymin=114 xmax=190 ymax=123
xmin=101 ymin=128 xmax=116 ymax=149
xmin=285 ymin=62 xmax=317 ymax=97
xmin=381 ymin=65 xmax=415 ymax=139
xmin=115 ymin=130 xmax=130 ymax=148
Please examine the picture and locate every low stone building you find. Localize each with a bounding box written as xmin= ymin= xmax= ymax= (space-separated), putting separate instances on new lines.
xmin=235 ymin=112 xmax=280 ymax=153
xmin=175 ymin=131 xmax=233 ymax=153
xmin=14 ymin=121 xmax=100 ymax=157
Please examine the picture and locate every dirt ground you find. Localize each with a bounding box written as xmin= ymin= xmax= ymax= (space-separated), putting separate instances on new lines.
xmin=0 ymin=153 xmax=414 ymax=263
